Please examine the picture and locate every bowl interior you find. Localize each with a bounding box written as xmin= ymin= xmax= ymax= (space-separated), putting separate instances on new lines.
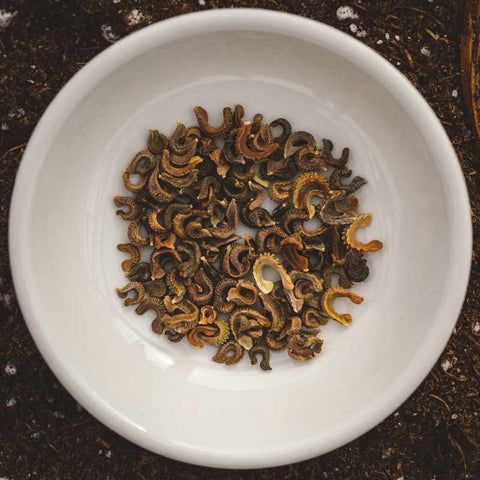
xmin=13 ymin=16 xmax=470 ymax=468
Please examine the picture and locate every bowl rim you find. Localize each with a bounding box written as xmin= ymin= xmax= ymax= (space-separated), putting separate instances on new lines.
xmin=9 ymin=8 xmax=472 ymax=469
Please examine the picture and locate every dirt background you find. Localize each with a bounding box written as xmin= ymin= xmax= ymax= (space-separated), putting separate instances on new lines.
xmin=0 ymin=1 xmax=479 ymax=479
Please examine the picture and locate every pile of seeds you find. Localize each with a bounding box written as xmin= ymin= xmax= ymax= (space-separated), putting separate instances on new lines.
xmin=115 ymin=105 xmax=383 ymax=370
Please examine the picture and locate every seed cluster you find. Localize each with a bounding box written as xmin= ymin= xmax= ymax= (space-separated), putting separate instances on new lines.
xmin=115 ymin=105 xmax=383 ymax=370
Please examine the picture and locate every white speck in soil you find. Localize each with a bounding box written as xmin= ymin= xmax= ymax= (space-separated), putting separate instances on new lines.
xmin=421 ymin=46 xmax=432 ymax=57
xmin=473 ymin=322 xmax=480 ymax=333
xmin=105 ymin=450 xmax=112 ymax=458
xmin=1 ymin=292 xmax=13 ymax=308
xmin=1 ymin=122 xmax=9 ymax=131
xmin=4 ymin=362 xmax=17 ymax=376
xmin=356 ymin=30 xmax=367 ymax=38
xmin=113 ymin=0 xmax=121 ymax=3
xmin=5 ymin=397 xmax=17 ymax=407
xmin=125 ymin=9 xmax=145 ymax=26
xmin=101 ymin=24 xmax=119 ymax=43
xmin=349 ymin=23 xmax=358 ymax=33
xmin=0 ymin=10 xmax=17 ymax=29
xmin=7 ymin=108 xmax=25 ymax=120
xmin=441 ymin=358 xmax=453 ymax=372
xmin=199 ymin=0 xmax=206 ymax=5
xmin=394 ymin=35 xmax=400 ymax=41
xmin=385 ymin=32 xmax=390 ymax=40
xmin=451 ymin=413 xmax=458 ymax=420
xmin=452 ymin=89 xmax=459 ymax=98
xmin=336 ymin=6 xmax=359 ymax=21
xmin=376 ymin=39 xmax=383 ymax=45
xmin=30 ymin=432 xmax=40 ymax=440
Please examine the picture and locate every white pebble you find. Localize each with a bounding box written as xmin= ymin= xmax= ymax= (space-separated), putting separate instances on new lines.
xmin=113 ymin=0 xmax=121 ymax=3
xmin=394 ymin=35 xmax=400 ymax=41
xmin=1 ymin=292 xmax=12 ymax=308
xmin=7 ymin=108 xmax=25 ymax=120
xmin=349 ymin=23 xmax=358 ymax=33
xmin=0 ymin=10 xmax=17 ymax=29
xmin=451 ymin=413 xmax=458 ymax=420
xmin=105 ymin=450 xmax=112 ymax=458
xmin=198 ymin=0 xmax=206 ymax=5
xmin=4 ymin=362 xmax=17 ymax=376
xmin=376 ymin=39 xmax=383 ymax=45
xmin=441 ymin=358 xmax=452 ymax=372
xmin=336 ymin=6 xmax=359 ymax=21
xmin=473 ymin=322 xmax=480 ymax=333
xmin=356 ymin=30 xmax=367 ymax=38
xmin=385 ymin=32 xmax=390 ymax=40
xmin=1 ymin=122 xmax=8 ymax=131
xmin=125 ymin=9 xmax=145 ymax=26
xmin=421 ymin=46 xmax=432 ymax=57
xmin=5 ymin=397 xmax=17 ymax=407
xmin=452 ymin=89 xmax=459 ymax=97
xmin=101 ymin=24 xmax=119 ymax=43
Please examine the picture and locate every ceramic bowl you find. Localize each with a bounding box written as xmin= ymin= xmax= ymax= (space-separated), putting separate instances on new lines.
xmin=9 ymin=9 xmax=472 ymax=469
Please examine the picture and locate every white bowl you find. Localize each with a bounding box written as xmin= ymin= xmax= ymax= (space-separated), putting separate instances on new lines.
xmin=10 ymin=9 xmax=471 ymax=469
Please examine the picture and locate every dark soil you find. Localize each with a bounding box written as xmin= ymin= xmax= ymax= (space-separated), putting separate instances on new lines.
xmin=1 ymin=1 xmax=479 ymax=479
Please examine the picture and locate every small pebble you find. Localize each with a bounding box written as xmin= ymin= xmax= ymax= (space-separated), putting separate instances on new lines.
xmin=30 ymin=432 xmax=40 ymax=440
xmin=441 ymin=358 xmax=452 ymax=372
xmin=101 ymin=24 xmax=119 ymax=43
xmin=394 ymin=35 xmax=400 ymax=41
xmin=124 ymin=9 xmax=145 ymax=26
xmin=421 ymin=46 xmax=432 ymax=57
xmin=356 ymin=30 xmax=367 ymax=38
xmin=5 ymin=397 xmax=17 ymax=407
xmin=4 ymin=362 xmax=17 ymax=376
xmin=376 ymin=39 xmax=383 ymax=45
xmin=1 ymin=122 xmax=8 ymax=131
xmin=452 ymin=89 xmax=458 ymax=98
xmin=349 ymin=23 xmax=358 ymax=33
xmin=451 ymin=413 xmax=458 ymax=420
xmin=0 ymin=10 xmax=17 ymax=29
xmin=198 ymin=0 xmax=206 ymax=5
xmin=473 ymin=321 xmax=480 ymax=333
xmin=105 ymin=450 xmax=112 ymax=458
xmin=385 ymin=32 xmax=390 ymax=40
xmin=336 ymin=6 xmax=359 ymax=21
xmin=7 ymin=108 xmax=25 ymax=120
